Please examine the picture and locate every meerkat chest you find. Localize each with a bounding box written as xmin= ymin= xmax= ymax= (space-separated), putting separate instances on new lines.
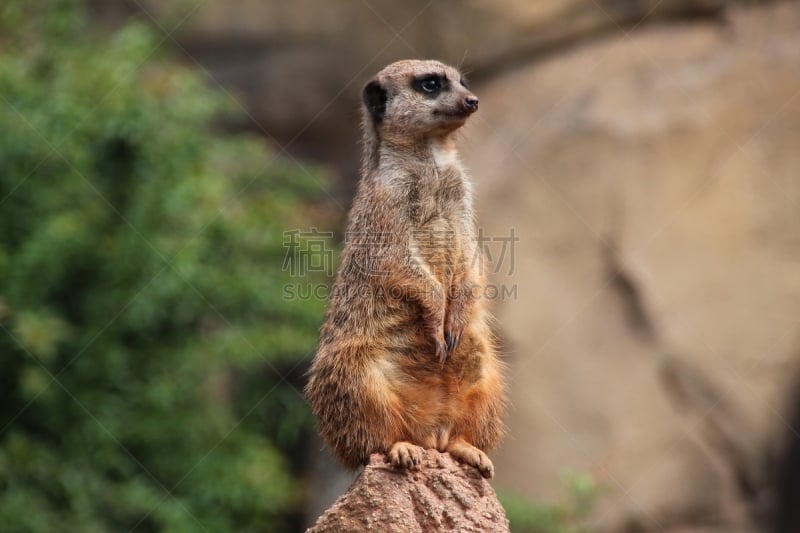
xmin=431 ymin=143 xmax=460 ymax=169
xmin=410 ymin=168 xmax=473 ymax=275
xmin=411 ymin=217 xmax=461 ymax=280
xmin=426 ymin=166 xmax=471 ymax=220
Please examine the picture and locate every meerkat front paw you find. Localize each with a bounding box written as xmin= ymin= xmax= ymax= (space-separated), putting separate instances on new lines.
xmin=444 ymin=309 xmax=468 ymax=357
xmin=444 ymin=282 xmax=475 ymax=356
xmin=428 ymin=322 xmax=448 ymax=363
xmin=436 ymin=338 xmax=448 ymax=363
xmin=446 ymin=439 xmax=495 ymax=479
xmin=444 ymin=326 xmax=463 ymax=356
xmin=388 ymin=441 xmax=424 ymax=470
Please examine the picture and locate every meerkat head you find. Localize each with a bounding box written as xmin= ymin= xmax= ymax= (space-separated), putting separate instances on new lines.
xmin=362 ymin=59 xmax=478 ymax=143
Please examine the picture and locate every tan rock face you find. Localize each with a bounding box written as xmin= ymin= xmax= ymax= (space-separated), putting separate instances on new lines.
xmin=306 ymin=451 xmax=510 ymax=533
xmin=461 ymin=2 xmax=800 ymax=531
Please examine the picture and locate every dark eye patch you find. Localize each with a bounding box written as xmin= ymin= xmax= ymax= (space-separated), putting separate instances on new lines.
xmin=412 ymin=73 xmax=449 ymax=96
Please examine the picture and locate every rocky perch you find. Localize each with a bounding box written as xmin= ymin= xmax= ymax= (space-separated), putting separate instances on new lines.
xmin=306 ymin=449 xmax=510 ymax=533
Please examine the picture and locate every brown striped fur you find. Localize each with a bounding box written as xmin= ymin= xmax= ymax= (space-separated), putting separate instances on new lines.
xmin=305 ymin=60 xmax=506 ymax=478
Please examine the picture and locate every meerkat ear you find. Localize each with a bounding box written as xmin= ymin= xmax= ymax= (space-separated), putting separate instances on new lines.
xmin=362 ymin=79 xmax=387 ymax=122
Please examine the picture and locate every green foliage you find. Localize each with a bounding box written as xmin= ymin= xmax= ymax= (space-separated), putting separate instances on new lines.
xmin=500 ymin=472 xmax=600 ymax=533
xmin=0 ymin=0 xmax=329 ymax=530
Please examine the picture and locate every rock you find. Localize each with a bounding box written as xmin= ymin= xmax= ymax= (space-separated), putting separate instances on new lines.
xmin=305 ymin=450 xmax=510 ymax=533
xmin=461 ymin=2 xmax=800 ymax=531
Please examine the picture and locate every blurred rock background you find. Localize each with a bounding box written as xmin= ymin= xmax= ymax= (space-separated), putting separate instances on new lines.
xmin=22 ymin=0 xmax=800 ymax=531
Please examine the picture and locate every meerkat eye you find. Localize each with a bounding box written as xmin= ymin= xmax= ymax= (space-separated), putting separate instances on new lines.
xmin=421 ymin=78 xmax=440 ymax=93
xmin=414 ymin=75 xmax=443 ymax=95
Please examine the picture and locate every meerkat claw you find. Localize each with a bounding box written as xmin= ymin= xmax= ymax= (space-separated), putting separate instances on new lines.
xmin=436 ymin=338 xmax=448 ymax=363
xmin=445 ymin=331 xmax=461 ymax=354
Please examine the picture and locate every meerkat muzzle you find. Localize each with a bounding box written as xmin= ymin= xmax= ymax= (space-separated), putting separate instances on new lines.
xmin=463 ymin=95 xmax=479 ymax=114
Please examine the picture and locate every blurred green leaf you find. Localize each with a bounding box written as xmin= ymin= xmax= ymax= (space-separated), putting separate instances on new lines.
xmin=500 ymin=472 xmax=601 ymax=533
xmin=0 ymin=0 xmax=330 ymax=531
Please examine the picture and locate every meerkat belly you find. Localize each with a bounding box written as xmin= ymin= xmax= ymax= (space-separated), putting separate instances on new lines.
xmin=368 ymin=302 xmax=456 ymax=439
xmin=413 ymin=215 xmax=465 ymax=284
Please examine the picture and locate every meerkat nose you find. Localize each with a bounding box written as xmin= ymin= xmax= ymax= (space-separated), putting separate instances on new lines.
xmin=463 ymin=95 xmax=479 ymax=114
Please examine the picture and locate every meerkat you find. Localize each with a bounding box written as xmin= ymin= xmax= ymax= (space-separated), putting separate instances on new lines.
xmin=305 ymin=59 xmax=506 ymax=479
